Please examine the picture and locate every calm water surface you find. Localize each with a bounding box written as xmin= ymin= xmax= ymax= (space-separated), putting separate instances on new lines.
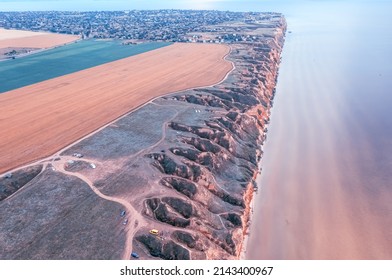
xmin=245 ymin=1 xmax=392 ymax=259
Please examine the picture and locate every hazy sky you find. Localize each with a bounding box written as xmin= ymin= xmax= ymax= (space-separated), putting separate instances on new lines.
xmin=0 ymin=0 xmax=388 ymax=12
xmin=0 ymin=0 xmax=295 ymax=12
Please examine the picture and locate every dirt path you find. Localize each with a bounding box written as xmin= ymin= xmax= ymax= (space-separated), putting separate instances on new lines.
xmin=49 ymin=155 xmax=145 ymax=259
xmin=0 ymin=43 xmax=232 ymax=174
xmin=0 ymin=43 xmax=235 ymax=259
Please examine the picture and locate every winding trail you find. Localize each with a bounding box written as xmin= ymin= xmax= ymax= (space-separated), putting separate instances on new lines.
xmin=1 ymin=43 xmax=236 ymax=259
xmin=0 ymin=43 xmax=233 ymax=174
xmin=50 ymin=156 xmax=145 ymax=259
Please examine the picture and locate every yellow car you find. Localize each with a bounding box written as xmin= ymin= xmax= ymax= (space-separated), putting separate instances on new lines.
xmin=149 ymin=229 xmax=159 ymax=235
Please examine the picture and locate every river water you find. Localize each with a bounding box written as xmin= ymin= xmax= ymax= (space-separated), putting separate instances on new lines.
xmin=245 ymin=1 xmax=392 ymax=259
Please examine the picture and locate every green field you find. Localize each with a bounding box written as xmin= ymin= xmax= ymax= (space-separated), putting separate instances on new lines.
xmin=0 ymin=40 xmax=171 ymax=93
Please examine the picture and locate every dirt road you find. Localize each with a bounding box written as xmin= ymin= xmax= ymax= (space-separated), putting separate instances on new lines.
xmin=0 ymin=43 xmax=232 ymax=174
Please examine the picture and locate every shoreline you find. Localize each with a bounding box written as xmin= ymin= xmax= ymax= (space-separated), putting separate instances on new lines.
xmin=238 ymin=159 xmax=265 ymax=259
xmin=244 ymin=1 xmax=392 ymax=260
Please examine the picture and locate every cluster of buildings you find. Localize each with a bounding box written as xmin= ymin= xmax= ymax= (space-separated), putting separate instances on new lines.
xmin=0 ymin=10 xmax=280 ymax=43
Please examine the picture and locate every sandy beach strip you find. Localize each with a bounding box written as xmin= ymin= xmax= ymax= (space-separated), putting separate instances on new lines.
xmin=0 ymin=43 xmax=232 ymax=174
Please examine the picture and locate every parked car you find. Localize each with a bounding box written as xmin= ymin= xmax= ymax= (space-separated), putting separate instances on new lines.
xmin=72 ymin=153 xmax=83 ymax=158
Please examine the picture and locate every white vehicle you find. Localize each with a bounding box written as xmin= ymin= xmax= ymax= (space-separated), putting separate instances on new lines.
xmin=72 ymin=153 xmax=83 ymax=158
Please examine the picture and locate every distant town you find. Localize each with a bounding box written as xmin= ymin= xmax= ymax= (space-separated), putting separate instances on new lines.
xmin=0 ymin=10 xmax=281 ymax=43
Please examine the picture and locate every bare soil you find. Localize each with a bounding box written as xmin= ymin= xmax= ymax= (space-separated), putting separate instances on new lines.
xmin=0 ymin=43 xmax=231 ymax=174
xmin=0 ymin=28 xmax=79 ymax=49
xmin=0 ymin=28 xmax=79 ymax=59
xmin=0 ymin=169 xmax=126 ymax=260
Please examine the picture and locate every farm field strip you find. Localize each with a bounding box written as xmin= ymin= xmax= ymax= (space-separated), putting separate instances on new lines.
xmin=0 ymin=40 xmax=170 ymax=93
xmin=0 ymin=43 xmax=232 ymax=174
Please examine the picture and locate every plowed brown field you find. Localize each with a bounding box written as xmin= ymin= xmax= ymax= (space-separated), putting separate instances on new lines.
xmin=0 ymin=43 xmax=232 ymax=173
xmin=0 ymin=28 xmax=79 ymax=49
